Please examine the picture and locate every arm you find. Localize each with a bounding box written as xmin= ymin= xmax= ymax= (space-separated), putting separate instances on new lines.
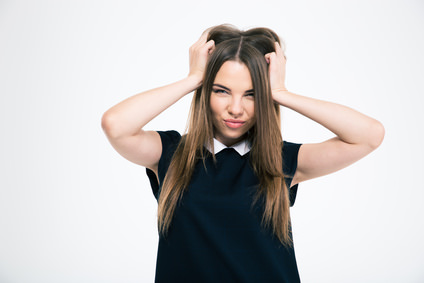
xmin=101 ymin=33 xmax=215 ymax=173
xmin=265 ymin=43 xmax=385 ymax=186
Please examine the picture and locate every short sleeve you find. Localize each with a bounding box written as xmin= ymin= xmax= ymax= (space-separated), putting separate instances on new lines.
xmin=145 ymin=130 xmax=182 ymax=200
xmin=282 ymin=141 xmax=302 ymax=206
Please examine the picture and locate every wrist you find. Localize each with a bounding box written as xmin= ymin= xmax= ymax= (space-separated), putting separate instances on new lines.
xmin=187 ymin=72 xmax=203 ymax=89
xmin=272 ymin=88 xmax=289 ymax=97
xmin=185 ymin=73 xmax=203 ymax=92
xmin=271 ymin=88 xmax=292 ymax=106
xmin=272 ymin=87 xmax=288 ymax=94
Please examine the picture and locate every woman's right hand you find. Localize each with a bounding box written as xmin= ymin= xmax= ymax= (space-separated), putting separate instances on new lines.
xmin=102 ymin=32 xmax=215 ymax=173
xmin=188 ymin=31 xmax=215 ymax=84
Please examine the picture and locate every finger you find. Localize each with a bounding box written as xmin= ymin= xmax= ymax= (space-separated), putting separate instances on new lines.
xmin=205 ymin=39 xmax=215 ymax=50
xmin=194 ymin=32 xmax=213 ymax=52
xmin=274 ymin=42 xmax=284 ymax=57
xmin=274 ymin=42 xmax=287 ymax=61
xmin=201 ymin=27 xmax=213 ymax=37
xmin=191 ymin=32 xmax=208 ymax=50
xmin=197 ymin=31 xmax=210 ymax=44
xmin=264 ymin=53 xmax=271 ymax=64
xmin=265 ymin=52 xmax=277 ymax=64
xmin=205 ymin=40 xmax=215 ymax=54
xmin=205 ymin=39 xmax=215 ymax=49
xmin=274 ymin=41 xmax=281 ymax=50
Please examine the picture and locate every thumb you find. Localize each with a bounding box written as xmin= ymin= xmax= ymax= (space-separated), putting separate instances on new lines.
xmin=205 ymin=39 xmax=215 ymax=54
xmin=264 ymin=52 xmax=276 ymax=64
xmin=264 ymin=53 xmax=271 ymax=64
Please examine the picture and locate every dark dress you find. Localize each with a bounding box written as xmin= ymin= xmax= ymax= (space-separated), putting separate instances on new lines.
xmin=146 ymin=130 xmax=302 ymax=283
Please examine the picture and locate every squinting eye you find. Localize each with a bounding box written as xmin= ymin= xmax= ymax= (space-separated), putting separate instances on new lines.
xmin=212 ymin=89 xmax=228 ymax=94
xmin=245 ymin=92 xmax=255 ymax=97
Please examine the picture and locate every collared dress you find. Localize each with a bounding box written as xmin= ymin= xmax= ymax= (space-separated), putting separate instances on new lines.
xmin=146 ymin=130 xmax=302 ymax=283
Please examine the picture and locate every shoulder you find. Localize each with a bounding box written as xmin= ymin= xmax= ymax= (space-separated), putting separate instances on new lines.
xmin=283 ymin=141 xmax=301 ymax=154
xmin=145 ymin=130 xmax=182 ymax=199
xmin=157 ymin=130 xmax=182 ymax=146
xmin=156 ymin=130 xmax=182 ymax=161
xmin=157 ymin=130 xmax=183 ymax=162
xmin=282 ymin=141 xmax=302 ymax=176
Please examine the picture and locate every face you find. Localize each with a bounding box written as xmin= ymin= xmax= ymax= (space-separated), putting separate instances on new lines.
xmin=210 ymin=60 xmax=255 ymax=147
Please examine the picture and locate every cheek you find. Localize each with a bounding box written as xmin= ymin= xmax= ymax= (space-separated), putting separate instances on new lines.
xmin=209 ymin=98 xmax=217 ymax=117
xmin=209 ymin=96 xmax=224 ymax=116
xmin=246 ymin=100 xmax=255 ymax=117
xmin=209 ymin=99 xmax=220 ymax=128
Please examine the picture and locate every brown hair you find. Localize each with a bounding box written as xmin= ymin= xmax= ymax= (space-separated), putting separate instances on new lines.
xmin=158 ymin=24 xmax=292 ymax=246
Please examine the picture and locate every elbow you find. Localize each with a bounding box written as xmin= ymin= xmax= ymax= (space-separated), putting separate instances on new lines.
xmin=101 ymin=111 xmax=120 ymax=139
xmin=368 ymin=120 xmax=385 ymax=150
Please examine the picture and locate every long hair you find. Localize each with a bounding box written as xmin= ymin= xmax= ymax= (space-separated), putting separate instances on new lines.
xmin=158 ymin=24 xmax=292 ymax=246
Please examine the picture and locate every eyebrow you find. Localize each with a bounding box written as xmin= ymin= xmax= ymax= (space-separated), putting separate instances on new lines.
xmin=212 ymin=84 xmax=254 ymax=93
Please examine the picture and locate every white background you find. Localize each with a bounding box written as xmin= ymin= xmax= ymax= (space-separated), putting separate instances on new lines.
xmin=1 ymin=0 xmax=423 ymax=282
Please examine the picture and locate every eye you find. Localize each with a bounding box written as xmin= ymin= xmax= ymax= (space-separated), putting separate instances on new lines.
xmin=244 ymin=92 xmax=255 ymax=98
xmin=212 ymin=88 xmax=229 ymax=95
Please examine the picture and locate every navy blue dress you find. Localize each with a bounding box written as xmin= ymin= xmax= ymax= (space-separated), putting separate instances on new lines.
xmin=146 ymin=130 xmax=302 ymax=282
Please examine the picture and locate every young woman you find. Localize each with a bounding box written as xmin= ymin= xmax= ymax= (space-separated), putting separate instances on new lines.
xmin=101 ymin=24 xmax=384 ymax=282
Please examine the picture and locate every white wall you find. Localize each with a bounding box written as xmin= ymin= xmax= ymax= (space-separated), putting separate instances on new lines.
xmin=0 ymin=0 xmax=423 ymax=282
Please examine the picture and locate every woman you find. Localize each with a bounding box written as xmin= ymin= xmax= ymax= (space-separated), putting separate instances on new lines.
xmin=101 ymin=24 xmax=384 ymax=282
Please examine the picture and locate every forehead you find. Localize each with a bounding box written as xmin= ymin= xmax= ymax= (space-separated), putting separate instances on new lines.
xmin=213 ymin=61 xmax=253 ymax=91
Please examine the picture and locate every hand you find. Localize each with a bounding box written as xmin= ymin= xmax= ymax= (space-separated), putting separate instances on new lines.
xmin=265 ymin=42 xmax=288 ymax=99
xmin=188 ymin=31 xmax=215 ymax=84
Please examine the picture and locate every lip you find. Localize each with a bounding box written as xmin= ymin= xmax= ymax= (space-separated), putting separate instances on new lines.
xmin=224 ymin=119 xmax=245 ymax=129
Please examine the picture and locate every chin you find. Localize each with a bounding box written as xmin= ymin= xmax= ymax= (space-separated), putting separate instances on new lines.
xmin=223 ymin=132 xmax=247 ymax=143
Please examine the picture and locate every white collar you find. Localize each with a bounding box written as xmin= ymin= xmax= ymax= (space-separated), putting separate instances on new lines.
xmin=206 ymin=138 xmax=251 ymax=156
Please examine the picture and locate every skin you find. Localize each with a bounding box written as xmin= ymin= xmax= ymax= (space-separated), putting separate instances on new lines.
xmin=265 ymin=42 xmax=384 ymax=186
xmin=210 ymin=60 xmax=256 ymax=147
xmin=101 ymin=31 xmax=384 ymax=186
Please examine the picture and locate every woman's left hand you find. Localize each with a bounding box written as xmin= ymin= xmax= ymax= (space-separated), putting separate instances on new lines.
xmin=265 ymin=42 xmax=288 ymax=100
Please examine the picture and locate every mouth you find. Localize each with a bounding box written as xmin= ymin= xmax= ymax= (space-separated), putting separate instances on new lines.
xmin=224 ymin=119 xmax=245 ymax=129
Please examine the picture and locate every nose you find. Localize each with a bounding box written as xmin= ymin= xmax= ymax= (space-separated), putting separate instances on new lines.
xmin=228 ymin=96 xmax=243 ymax=117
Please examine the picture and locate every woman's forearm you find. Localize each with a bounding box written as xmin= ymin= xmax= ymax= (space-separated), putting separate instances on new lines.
xmin=273 ymin=90 xmax=385 ymax=149
xmin=101 ymin=75 xmax=201 ymax=139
